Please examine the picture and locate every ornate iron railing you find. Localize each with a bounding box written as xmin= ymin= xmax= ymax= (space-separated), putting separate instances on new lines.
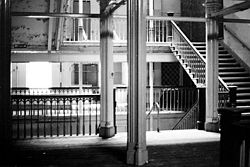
xmin=11 ymin=94 xmax=100 ymax=139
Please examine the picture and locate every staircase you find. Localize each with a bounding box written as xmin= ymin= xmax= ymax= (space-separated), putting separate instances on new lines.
xmin=193 ymin=42 xmax=250 ymax=108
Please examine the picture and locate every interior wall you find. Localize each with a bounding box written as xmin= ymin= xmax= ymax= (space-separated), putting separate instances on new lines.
xmin=11 ymin=63 xmax=26 ymax=88
xmin=180 ymin=0 xmax=205 ymax=42
xmin=11 ymin=0 xmax=58 ymax=46
xmin=223 ymin=0 xmax=250 ymax=68
xmin=161 ymin=0 xmax=180 ymax=16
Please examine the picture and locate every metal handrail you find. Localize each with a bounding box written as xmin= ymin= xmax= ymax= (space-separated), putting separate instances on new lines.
xmin=172 ymin=98 xmax=199 ymax=130
xmin=171 ymin=21 xmax=206 ymax=63
xmin=147 ymin=102 xmax=160 ymax=132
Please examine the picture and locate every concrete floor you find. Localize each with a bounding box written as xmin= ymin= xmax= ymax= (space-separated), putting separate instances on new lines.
xmin=8 ymin=130 xmax=220 ymax=167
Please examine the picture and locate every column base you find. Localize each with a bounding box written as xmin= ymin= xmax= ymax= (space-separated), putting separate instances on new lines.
xmin=127 ymin=143 xmax=148 ymax=166
xmin=99 ymin=126 xmax=115 ymax=139
xmin=205 ymin=121 xmax=219 ymax=132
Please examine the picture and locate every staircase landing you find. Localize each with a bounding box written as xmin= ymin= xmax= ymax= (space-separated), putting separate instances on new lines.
xmin=10 ymin=130 xmax=220 ymax=167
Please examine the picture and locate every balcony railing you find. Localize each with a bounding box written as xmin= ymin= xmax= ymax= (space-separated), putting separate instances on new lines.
xmin=62 ymin=16 xmax=171 ymax=45
xmin=11 ymin=86 xmax=197 ymax=139
xmin=12 ymin=94 xmax=100 ymax=139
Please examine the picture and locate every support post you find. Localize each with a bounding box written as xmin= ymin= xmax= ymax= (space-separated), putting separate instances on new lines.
xmin=149 ymin=62 xmax=154 ymax=110
xmin=99 ymin=1 xmax=115 ymax=138
xmin=0 ymin=0 xmax=12 ymax=164
xmin=148 ymin=0 xmax=154 ymax=42
xmin=127 ymin=0 xmax=148 ymax=165
xmin=205 ymin=0 xmax=221 ymax=132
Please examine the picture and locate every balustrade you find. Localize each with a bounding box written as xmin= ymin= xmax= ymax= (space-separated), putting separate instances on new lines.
xmin=11 ymin=94 xmax=100 ymax=139
xmin=62 ymin=16 xmax=171 ymax=45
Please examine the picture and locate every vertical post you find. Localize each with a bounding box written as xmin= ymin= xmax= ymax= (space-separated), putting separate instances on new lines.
xmin=99 ymin=1 xmax=115 ymax=138
xmin=205 ymin=0 xmax=220 ymax=132
xmin=148 ymin=0 xmax=154 ymax=112
xmin=148 ymin=0 xmax=154 ymax=42
xmin=0 ymin=0 xmax=12 ymax=163
xmin=228 ymin=85 xmax=237 ymax=108
xmin=78 ymin=0 xmax=83 ymax=41
xmin=149 ymin=62 xmax=154 ymax=110
xmin=127 ymin=0 xmax=148 ymax=165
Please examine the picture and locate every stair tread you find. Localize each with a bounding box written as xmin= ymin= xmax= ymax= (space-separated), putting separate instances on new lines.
xmin=237 ymin=93 xmax=250 ymax=96
xmin=219 ymin=67 xmax=245 ymax=70
xmin=220 ymin=71 xmax=248 ymax=74
xmin=222 ymin=76 xmax=250 ymax=80
xmin=226 ymin=81 xmax=250 ymax=84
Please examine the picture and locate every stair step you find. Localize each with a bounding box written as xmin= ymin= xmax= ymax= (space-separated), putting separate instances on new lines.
xmin=192 ymin=42 xmax=206 ymax=46
xmin=236 ymin=106 xmax=250 ymax=109
xmin=237 ymin=93 xmax=250 ymax=99
xmin=237 ymin=87 xmax=250 ymax=93
xmin=218 ymin=54 xmax=233 ymax=58
xmin=226 ymin=82 xmax=250 ymax=87
xmin=237 ymin=99 xmax=250 ymax=105
xmin=219 ymin=58 xmax=236 ymax=63
xmin=222 ymin=76 xmax=250 ymax=82
xmin=219 ymin=67 xmax=245 ymax=72
xmin=219 ymin=71 xmax=249 ymax=77
xmin=219 ymin=63 xmax=241 ymax=67
xmin=195 ymin=46 xmax=224 ymax=50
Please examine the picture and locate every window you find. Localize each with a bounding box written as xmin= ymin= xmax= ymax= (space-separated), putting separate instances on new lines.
xmin=71 ymin=64 xmax=79 ymax=85
xmin=82 ymin=64 xmax=98 ymax=86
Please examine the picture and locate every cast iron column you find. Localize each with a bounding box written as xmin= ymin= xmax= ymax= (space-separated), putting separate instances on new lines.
xmin=205 ymin=0 xmax=220 ymax=132
xmin=127 ymin=0 xmax=148 ymax=165
xmin=0 ymin=0 xmax=12 ymax=163
xmin=99 ymin=0 xmax=115 ymax=138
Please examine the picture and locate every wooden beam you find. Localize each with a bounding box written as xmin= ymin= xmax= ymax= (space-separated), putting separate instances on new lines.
xmin=222 ymin=18 xmax=250 ymax=23
xmin=146 ymin=16 xmax=206 ymax=22
xmin=210 ymin=1 xmax=250 ymax=18
xmin=11 ymin=12 xmax=100 ymax=18
xmin=47 ymin=0 xmax=54 ymax=52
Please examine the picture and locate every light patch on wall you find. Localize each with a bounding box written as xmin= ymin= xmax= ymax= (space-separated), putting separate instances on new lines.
xmin=26 ymin=62 xmax=52 ymax=88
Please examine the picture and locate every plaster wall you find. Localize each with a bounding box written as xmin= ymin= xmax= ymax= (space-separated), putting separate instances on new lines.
xmin=223 ymin=0 xmax=250 ymax=68
xmin=11 ymin=0 xmax=58 ymax=46
xmin=11 ymin=63 xmax=26 ymax=88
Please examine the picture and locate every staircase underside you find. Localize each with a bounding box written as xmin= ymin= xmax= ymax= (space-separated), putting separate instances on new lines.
xmin=193 ymin=42 xmax=250 ymax=108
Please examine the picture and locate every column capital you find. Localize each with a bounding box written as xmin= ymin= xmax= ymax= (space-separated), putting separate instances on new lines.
xmin=205 ymin=0 xmax=221 ymax=17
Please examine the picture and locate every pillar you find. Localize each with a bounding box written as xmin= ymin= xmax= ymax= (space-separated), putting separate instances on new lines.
xmin=148 ymin=0 xmax=154 ymax=42
xmin=0 ymin=0 xmax=12 ymax=163
xmin=127 ymin=0 xmax=148 ymax=165
xmin=148 ymin=0 xmax=154 ymax=110
xmin=99 ymin=1 xmax=115 ymax=138
xmin=205 ymin=0 xmax=221 ymax=132
xmin=78 ymin=0 xmax=84 ymax=41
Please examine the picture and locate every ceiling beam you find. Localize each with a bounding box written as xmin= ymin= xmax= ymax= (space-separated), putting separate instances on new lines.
xmin=47 ymin=0 xmax=54 ymax=52
xmin=222 ymin=18 xmax=250 ymax=23
xmin=11 ymin=12 xmax=100 ymax=18
xmin=146 ymin=16 xmax=206 ymax=22
xmin=210 ymin=1 xmax=250 ymax=18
